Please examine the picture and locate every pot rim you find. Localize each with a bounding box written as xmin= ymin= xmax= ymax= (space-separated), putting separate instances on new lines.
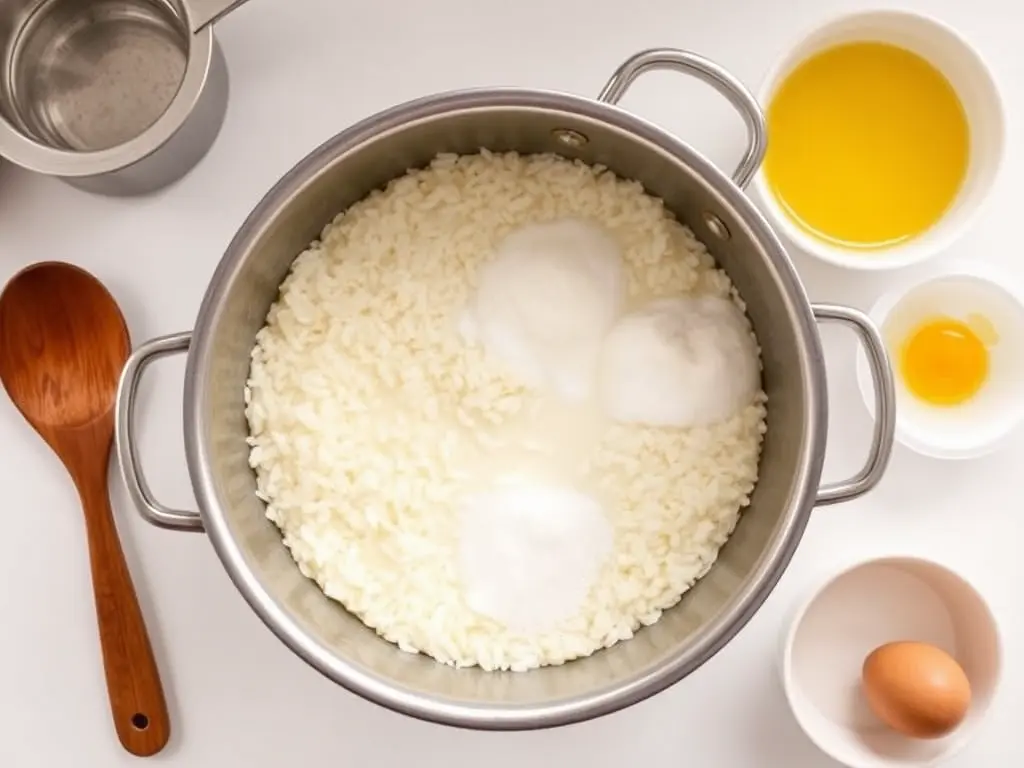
xmin=0 ymin=25 xmax=215 ymax=178
xmin=182 ymin=86 xmax=828 ymax=729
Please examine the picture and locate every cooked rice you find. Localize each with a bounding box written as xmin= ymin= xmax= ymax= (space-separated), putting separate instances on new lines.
xmin=244 ymin=151 xmax=767 ymax=671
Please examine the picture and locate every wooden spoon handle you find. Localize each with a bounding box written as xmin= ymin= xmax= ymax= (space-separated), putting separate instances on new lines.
xmin=79 ymin=476 xmax=170 ymax=756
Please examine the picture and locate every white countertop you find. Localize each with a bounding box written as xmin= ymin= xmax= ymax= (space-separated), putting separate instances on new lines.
xmin=1 ymin=0 xmax=1021 ymax=764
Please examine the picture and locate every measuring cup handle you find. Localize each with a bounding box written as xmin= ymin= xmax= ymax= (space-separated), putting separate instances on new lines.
xmin=812 ymin=304 xmax=897 ymax=506
xmin=596 ymin=48 xmax=768 ymax=189
xmin=115 ymin=332 xmax=205 ymax=532
xmin=185 ymin=0 xmax=252 ymax=34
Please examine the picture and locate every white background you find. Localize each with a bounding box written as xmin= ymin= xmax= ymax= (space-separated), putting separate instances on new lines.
xmin=0 ymin=0 xmax=1019 ymax=765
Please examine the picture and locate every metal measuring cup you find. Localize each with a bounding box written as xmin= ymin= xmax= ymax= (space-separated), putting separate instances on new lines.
xmin=0 ymin=0 xmax=251 ymax=196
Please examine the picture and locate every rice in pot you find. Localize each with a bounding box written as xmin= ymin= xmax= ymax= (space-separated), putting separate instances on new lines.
xmin=244 ymin=151 xmax=767 ymax=672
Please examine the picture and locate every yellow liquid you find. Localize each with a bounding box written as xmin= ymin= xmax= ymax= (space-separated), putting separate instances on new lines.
xmin=900 ymin=317 xmax=989 ymax=406
xmin=764 ymin=42 xmax=970 ymax=249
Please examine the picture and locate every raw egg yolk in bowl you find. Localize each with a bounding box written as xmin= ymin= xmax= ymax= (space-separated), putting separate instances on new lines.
xmin=859 ymin=273 xmax=1024 ymax=458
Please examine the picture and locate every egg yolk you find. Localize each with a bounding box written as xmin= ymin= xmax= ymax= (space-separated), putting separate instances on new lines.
xmin=900 ymin=318 xmax=989 ymax=406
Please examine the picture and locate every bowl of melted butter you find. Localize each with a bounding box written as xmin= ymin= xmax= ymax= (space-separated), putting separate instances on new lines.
xmin=753 ymin=10 xmax=1004 ymax=270
xmin=856 ymin=265 xmax=1024 ymax=459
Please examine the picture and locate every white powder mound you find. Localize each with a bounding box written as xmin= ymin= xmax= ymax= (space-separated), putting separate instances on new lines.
xmin=461 ymin=218 xmax=625 ymax=401
xmin=458 ymin=482 xmax=613 ymax=634
xmin=597 ymin=296 xmax=762 ymax=427
xmin=244 ymin=151 xmax=768 ymax=672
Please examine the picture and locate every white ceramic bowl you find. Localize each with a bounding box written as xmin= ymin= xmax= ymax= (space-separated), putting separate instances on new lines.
xmin=752 ymin=9 xmax=1004 ymax=271
xmin=782 ymin=557 xmax=1001 ymax=767
xmin=855 ymin=263 xmax=1024 ymax=459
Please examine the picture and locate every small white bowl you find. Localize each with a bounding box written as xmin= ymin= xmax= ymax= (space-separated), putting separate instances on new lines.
xmin=752 ymin=9 xmax=1005 ymax=271
xmin=782 ymin=557 xmax=1001 ymax=767
xmin=855 ymin=263 xmax=1024 ymax=459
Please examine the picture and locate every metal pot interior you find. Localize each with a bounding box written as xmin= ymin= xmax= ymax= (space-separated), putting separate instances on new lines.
xmin=186 ymin=90 xmax=827 ymax=728
xmin=0 ymin=0 xmax=191 ymax=152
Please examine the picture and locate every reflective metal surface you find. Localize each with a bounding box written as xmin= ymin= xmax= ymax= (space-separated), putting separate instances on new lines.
xmin=0 ymin=0 xmax=249 ymax=195
xmin=116 ymin=331 xmax=203 ymax=532
xmin=8 ymin=0 xmax=187 ymax=151
xmin=597 ymin=48 xmax=767 ymax=189
xmin=186 ymin=0 xmax=248 ymax=31
xmin=116 ymin=49 xmax=896 ymax=729
xmin=810 ymin=304 xmax=896 ymax=505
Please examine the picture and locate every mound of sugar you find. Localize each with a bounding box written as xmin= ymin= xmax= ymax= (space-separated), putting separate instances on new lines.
xmin=597 ymin=296 xmax=761 ymax=427
xmin=458 ymin=482 xmax=613 ymax=633
xmin=462 ymin=218 xmax=625 ymax=401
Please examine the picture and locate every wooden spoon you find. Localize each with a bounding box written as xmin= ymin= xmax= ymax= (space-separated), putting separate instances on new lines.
xmin=0 ymin=262 xmax=169 ymax=756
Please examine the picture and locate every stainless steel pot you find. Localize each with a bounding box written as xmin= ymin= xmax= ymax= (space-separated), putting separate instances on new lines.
xmin=114 ymin=49 xmax=897 ymax=729
xmin=0 ymin=0 xmax=250 ymax=196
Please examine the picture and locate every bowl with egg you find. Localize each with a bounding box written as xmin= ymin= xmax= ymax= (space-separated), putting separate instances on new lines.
xmin=114 ymin=48 xmax=896 ymax=728
xmin=782 ymin=556 xmax=1001 ymax=766
xmin=753 ymin=10 xmax=1004 ymax=271
xmin=856 ymin=263 xmax=1024 ymax=459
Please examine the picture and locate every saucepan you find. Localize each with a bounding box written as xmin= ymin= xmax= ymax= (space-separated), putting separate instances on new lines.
xmin=0 ymin=0 xmax=251 ymax=195
xmin=114 ymin=48 xmax=897 ymax=729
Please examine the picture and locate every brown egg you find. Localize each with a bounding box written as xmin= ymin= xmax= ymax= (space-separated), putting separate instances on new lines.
xmin=862 ymin=641 xmax=972 ymax=739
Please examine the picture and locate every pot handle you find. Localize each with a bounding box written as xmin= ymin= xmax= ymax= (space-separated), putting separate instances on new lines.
xmin=597 ymin=48 xmax=768 ymax=189
xmin=115 ymin=332 xmax=205 ymax=532
xmin=812 ymin=304 xmax=896 ymax=506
